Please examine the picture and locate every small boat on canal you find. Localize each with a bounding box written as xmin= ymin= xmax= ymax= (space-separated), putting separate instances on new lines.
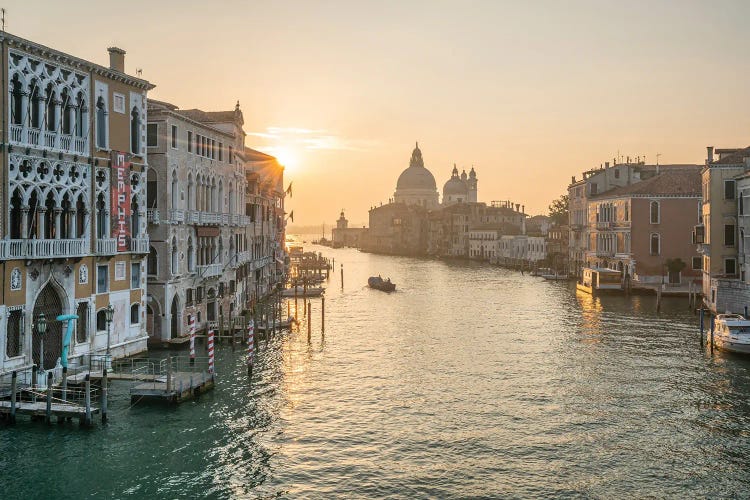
xmin=281 ymin=285 xmax=325 ymax=297
xmin=368 ymin=276 xmax=396 ymax=292
xmin=712 ymin=313 xmax=750 ymax=354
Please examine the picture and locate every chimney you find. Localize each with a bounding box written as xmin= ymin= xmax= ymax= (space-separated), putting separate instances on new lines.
xmin=605 ymin=161 xmax=610 ymax=168
xmin=571 ymin=176 xmax=575 ymax=184
xmin=107 ymin=47 xmax=126 ymax=73
xmin=707 ymin=146 xmax=714 ymax=164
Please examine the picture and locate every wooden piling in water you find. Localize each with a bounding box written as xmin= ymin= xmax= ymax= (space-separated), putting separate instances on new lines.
xmin=341 ymin=264 xmax=344 ymax=290
xmin=62 ymin=366 xmax=68 ymax=402
xmin=166 ymin=355 xmax=172 ymax=392
xmin=45 ymin=372 xmax=53 ymax=424
xmin=31 ymin=365 xmax=38 ymax=404
xmin=699 ymin=308 xmax=704 ymax=341
xmin=321 ymin=295 xmax=325 ymax=335
xmin=101 ymin=368 xmax=108 ymax=425
xmin=656 ymin=286 xmax=662 ymax=312
xmin=307 ymin=301 xmax=312 ymax=342
xmin=83 ymin=374 xmax=92 ymax=427
xmin=9 ymin=371 xmax=17 ymax=424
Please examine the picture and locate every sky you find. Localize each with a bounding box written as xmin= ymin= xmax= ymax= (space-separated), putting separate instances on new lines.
xmin=7 ymin=0 xmax=750 ymax=227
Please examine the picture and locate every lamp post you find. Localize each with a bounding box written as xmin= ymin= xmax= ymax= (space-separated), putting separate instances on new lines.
xmin=37 ymin=313 xmax=47 ymax=371
xmin=105 ymin=304 xmax=114 ymax=366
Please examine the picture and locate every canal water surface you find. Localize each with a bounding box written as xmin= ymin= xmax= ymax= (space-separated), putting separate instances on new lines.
xmin=2 ymin=244 xmax=750 ymax=498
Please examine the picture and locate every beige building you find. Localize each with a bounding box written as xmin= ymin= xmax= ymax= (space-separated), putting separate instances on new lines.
xmin=0 ymin=33 xmax=154 ymax=377
xmin=699 ymin=146 xmax=750 ymax=313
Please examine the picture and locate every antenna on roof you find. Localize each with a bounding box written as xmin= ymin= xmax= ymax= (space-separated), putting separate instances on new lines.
xmin=1 ymin=9 xmax=6 ymax=31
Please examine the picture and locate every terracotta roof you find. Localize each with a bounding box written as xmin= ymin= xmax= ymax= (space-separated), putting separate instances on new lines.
xmin=592 ymin=168 xmax=701 ymax=197
xmin=711 ymin=146 xmax=750 ymax=165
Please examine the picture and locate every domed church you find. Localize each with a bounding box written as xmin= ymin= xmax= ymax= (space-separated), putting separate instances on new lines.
xmin=442 ymin=165 xmax=477 ymax=205
xmin=393 ymin=143 xmax=440 ymax=209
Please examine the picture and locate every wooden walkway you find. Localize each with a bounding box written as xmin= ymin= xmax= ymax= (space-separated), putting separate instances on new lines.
xmin=130 ymin=371 xmax=214 ymax=404
xmin=0 ymin=400 xmax=99 ymax=419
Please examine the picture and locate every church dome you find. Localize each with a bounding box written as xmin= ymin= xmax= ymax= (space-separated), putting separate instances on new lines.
xmin=443 ymin=164 xmax=468 ymax=196
xmin=396 ymin=143 xmax=437 ymax=191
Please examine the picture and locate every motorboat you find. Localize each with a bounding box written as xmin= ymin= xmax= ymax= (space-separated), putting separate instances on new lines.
xmin=368 ymin=276 xmax=396 ymax=292
xmin=576 ymin=267 xmax=622 ymax=295
xmin=531 ymin=267 xmax=552 ymax=277
xmin=281 ymin=285 xmax=324 ymax=297
xmin=712 ymin=314 xmax=750 ymax=354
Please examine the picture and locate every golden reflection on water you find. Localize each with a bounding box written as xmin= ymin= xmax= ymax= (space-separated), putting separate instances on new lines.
xmin=576 ymin=289 xmax=603 ymax=341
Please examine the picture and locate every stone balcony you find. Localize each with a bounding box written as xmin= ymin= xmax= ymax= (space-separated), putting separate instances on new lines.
xmin=197 ymin=263 xmax=223 ymax=278
xmin=131 ymin=237 xmax=150 ymax=254
xmin=147 ymin=209 xmax=160 ymax=224
xmin=0 ymin=238 xmax=89 ymax=259
xmin=10 ymin=124 xmax=87 ymax=155
xmin=96 ymin=238 xmax=117 ymax=255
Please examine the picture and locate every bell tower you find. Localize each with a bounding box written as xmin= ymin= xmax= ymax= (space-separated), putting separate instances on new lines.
xmin=468 ymin=167 xmax=478 ymax=202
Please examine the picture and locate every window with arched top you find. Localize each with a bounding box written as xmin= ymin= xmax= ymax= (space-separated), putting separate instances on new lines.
xmin=650 ymin=201 xmax=660 ymax=224
xmin=130 ymin=107 xmax=140 ymax=154
xmin=650 ymin=233 xmax=660 ymax=256
xmin=171 ymin=171 xmax=179 ymax=209
xmin=130 ymin=303 xmax=140 ymax=325
xmin=148 ymin=246 xmax=158 ymax=275
xmin=187 ymin=237 xmax=195 ymax=272
xmin=96 ymin=309 xmax=107 ymax=332
xmin=171 ymin=237 xmax=178 ymax=275
xmin=96 ymin=95 xmax=107 ymax=148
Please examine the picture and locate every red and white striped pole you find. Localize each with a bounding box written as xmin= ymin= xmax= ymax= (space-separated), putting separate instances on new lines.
xmin=207 ymin=327 xmax=215 ymax=375
xmin=189 ymin=315 xmax=196 ymax=366
xmin=247 ymin=319 xmax=254 ymax=378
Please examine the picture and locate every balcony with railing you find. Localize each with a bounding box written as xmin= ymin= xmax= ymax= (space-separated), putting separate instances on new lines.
xmin=147 ymin=209 xmax=160 ymax=224
xmin=168 ymin=209 xmax=185 ymax=223
xmin=198 ymin=212 xmax=222 ymax=225
xmin=197 ymin=263 xmax=223 ymax=278
xmin=0 ymin=238 xmax=89 ymax=259
xmin=131 ymin=237 xmax=150 ymax=254
xmin=9 ymin=124 xmax=88 ymax=155
xmin=96 ymin=238 xmax=118 ymax=255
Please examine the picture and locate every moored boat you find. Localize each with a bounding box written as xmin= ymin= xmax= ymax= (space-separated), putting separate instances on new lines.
xmin=368 ymin=276 xmax=396 ymax=292
xmin=712 ymin=314 xmax=750 ymax=354
xmin=281 ymin=285 xmax=325 ymax=297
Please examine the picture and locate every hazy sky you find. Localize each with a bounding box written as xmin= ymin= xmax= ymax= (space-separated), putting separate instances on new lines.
xmin=8 ymin=0 xmax=750 ymax=226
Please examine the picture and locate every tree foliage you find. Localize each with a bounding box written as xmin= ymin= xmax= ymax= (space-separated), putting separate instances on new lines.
xmin=548 ymin=194 xmax=569 ymax=226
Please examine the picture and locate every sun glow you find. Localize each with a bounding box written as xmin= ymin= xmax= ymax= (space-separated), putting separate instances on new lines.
xmin=274 ymin=147 xmax=300 ymax=172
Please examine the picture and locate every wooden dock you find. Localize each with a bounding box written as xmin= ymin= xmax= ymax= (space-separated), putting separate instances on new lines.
xmin=130 ymin=371 xmax=214 ymax=404
xmin=0 ymin=400 xmax=99 ymax=419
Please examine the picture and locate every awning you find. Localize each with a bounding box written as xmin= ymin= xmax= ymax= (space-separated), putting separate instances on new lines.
xmin=196 ymin=227 xmax=220 ymax=237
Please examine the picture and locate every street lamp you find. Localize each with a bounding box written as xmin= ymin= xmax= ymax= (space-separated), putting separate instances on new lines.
xmin=37 ymin=313 xmax=47 ymax=371
xmin=105 ymin=304 xmax=114 ymax=361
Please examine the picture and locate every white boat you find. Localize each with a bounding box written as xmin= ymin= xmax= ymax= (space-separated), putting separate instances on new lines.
xmin=712 ymin=314 xmax=750 ymax=354
xmin=281 ymin=285 xmax=325 ymax=297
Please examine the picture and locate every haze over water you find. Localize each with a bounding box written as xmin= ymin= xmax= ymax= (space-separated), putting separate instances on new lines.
xmin=2 ymin=243 xmax=750 ymax=498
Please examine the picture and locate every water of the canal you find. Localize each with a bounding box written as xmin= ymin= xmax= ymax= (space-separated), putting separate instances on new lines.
xmin=2 ymin=243 xmax=750 ymax=499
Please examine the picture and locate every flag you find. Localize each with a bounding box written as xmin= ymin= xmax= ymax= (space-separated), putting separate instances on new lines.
xmin=285 ymin=182 xmax=293 ymax=197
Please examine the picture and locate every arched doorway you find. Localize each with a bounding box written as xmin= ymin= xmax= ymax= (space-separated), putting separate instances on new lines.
xmin=32 ymin=283 xmax=64 ymax=370
xmin=147 ymin=302 xmax=161 ymax=340
xmin=170 ymin=294 xmax=181 ymax=339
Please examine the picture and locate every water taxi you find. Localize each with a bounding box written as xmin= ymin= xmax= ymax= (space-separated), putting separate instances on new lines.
xmin=576 ymin=267 xmax=622 ymax=294
xmin=712 ymin=314 xmax=750 ymax=354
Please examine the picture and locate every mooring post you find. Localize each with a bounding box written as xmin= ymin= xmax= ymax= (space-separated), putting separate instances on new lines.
xmin=166 ymin=354 xmax=172 ymax=393
xmin=247 ymin=319 xmax=254 ymax=379
xmin=84 ymin=374 xmax=92 ymax=428
xmin=710 ymin=314 xmax=715 ymax=351
xmin=307 ymin=301 xmax=312 ymax=343
xmin=656 ymin=285 xmax=662 ymax=312
xmin=231 ymin=318 xmax=237 ymax=352
xmin=699 ymin=307 xmax=705 ymax=340
xmin=287 ymin=300 xmax=290 ymax=319
xmin=341 ymin=264 xmax=344 ymax=290
xmin=218 ymin=311 xmax=224 ymax=346
xmin=45 ymin=372 xmax=53 ymax=424
xmin=31 ymin=365 xmax=38 ymax=404
xmin=101 ymin=368 xmax=108 ymax=425
xmin=321 ymin=295 xmax=325 ymax=335
xmin=62 ymin=366 xmax=68 ymax=402
xmin=745 ymin=305 xmax=748 ymax=318
xmin=9 ymin=371 xmax=17 ymax=424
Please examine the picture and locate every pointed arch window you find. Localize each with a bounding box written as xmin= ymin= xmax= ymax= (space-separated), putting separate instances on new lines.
xmin=171 ymin=237 xmax=178 ymax=275
xmin=131 ymin=107 xmax=140 ymax=154
xmin=148 ymin=246 xmax=158 ymax=276
xmin=10 ymin=74 xmax=23 ymax=125
xmin=96 ymin=96 xmax=107 ymax=149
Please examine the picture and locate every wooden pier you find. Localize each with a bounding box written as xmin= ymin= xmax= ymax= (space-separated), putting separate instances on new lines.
xmin=130 ymin=371 xmax=214 ymax=404
xmin=0 ymin=400 xmax=99 ymax=419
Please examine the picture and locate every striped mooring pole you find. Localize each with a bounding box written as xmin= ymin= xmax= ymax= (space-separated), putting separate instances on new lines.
xmin=247 ymin=319 xmax=255 ymax=378
xmin=189 ymin=315 xmax=196 ymax=365
xmin=207 ymin=327 xmax=215 ymax=375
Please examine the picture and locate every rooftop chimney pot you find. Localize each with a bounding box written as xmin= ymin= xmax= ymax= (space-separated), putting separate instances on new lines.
xmin=707 ymin=146 xmax=714 ymax=164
